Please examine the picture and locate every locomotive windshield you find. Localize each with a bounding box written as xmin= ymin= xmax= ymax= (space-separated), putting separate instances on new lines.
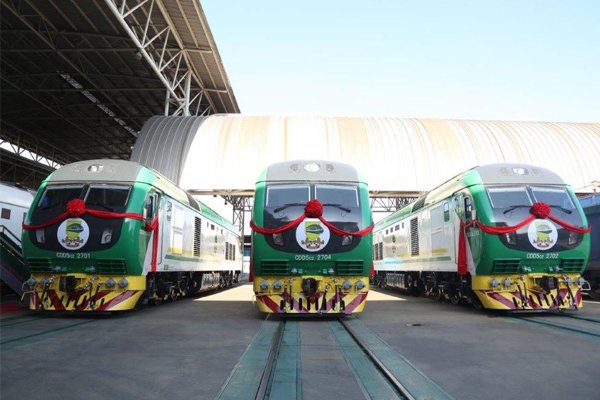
xmin=487 ymin=187 xmax=532 ymax=209
xmin=530 ymin=187 xmax=575 ymax=211
xmin=36 ymin=184 xmax=85 ymax=210
xmin=33 ymin=184 xmax=131 ymax=222
xmin=485 ymin=185 xmax=584 ymax=250
xmin=85 ymin=185 xmax=131 ymax=212
xmin=264 ymin=184 xmax=363 ymax=226
xmin=263 ymin=183 xmax=366 ymax=253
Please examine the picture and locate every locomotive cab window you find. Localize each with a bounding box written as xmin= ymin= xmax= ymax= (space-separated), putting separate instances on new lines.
xmin=487 ymin=187 xmax=532 ymax=209
xmin=443 ymin=202 xmax=450 ymax=222
xmin=144 ymin=193 xmax=158 ymax=221
xmin=530 ymin=187 xmax=575 ymax=211
xmin=85 ymin=185 xmax=131 ymax=212
xmin=464 ymin=197 xmax=473 ymax=221
xmin=266 ymin=185 xmax=310 ymax=208
xmin=315 ymin=184 xmax=358 ymax=208
xmin=36 ymin=185 xmax=85 ymax=209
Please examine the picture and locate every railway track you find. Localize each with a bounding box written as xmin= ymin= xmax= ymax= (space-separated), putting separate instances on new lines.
xmin=217 ymin=316 xmax=452 ymax=400
xmin=505 ymin=313 xmax=600 ymax=339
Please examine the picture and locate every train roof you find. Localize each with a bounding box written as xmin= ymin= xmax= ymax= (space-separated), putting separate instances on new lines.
xmin=470 ymin=163 xmax=566 ymax=186
xmin=0 ymin=181 xmax=35 ymax=208
xmin=45 ymin=159 xmax=144 ymax=183
xmin=41 ymin=160 xmax=237 ymax=233
xmin=258 ymin=160 xmax=365 ymax=184
xmin=376 ymin=163 xmax=571 ymax=230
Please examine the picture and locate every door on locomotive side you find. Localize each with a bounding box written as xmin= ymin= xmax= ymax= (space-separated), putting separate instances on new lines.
xmin=142 ymin=190 xmax=162 ymax=271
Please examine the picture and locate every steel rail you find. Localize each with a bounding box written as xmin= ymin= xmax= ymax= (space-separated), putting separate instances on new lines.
xmin=507 ymin=316 xmax=600 ymax=339
xmin=254 ymin=318 xmax=286 ymax=400
xmin=337 ymin=318 xmax=415 ymax=400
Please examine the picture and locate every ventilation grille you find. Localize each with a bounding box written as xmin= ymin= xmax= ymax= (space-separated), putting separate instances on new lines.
xmin=560 ymin=258 xmax=586 ymax=273
xmin=28 ymin=258 xmax=52 ymax=272
xmin=410 ymin=218 xmax=419 ymax=256
xmin=261 ymin=260 xmax=289 ymax=275
xmin=336 ymin=260 xmax=364 ymax=276
xmin=96 ymin=259 xmax=127 ymax=275
xmin=193 ymin=217 xmax=201 ymax=257
xmin=492 ymin=259 xmax=521 ymax=274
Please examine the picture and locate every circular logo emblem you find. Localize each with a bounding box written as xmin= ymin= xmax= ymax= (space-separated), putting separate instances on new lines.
xmin=527 ymin=219 xmax=557 ymax=250
xmin=57 ymin=218 xmax=89 ymax=250
xmin=296 ymin=219 xmax=330 ymax=252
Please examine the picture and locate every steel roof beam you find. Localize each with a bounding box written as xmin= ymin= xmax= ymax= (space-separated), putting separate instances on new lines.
xmin=103 ymin=0 xmax=211 ymax=117
xmin=2 ymin=0 xmax=142 ymax=138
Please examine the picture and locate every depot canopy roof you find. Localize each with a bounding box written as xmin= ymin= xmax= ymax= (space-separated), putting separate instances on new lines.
xmin=131 ymin=115 xmax=600 ymax=196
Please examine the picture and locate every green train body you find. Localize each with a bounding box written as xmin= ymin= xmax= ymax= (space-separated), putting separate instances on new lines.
xmin=22 ymin=159 xmax=241 ymax=312
xmin=251 ymin=160 xmax=373 ymax=314
xmin=373 ymin=163 xmax=590 ymax=311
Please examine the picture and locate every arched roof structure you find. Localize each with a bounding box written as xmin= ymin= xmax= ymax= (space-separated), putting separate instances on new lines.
xmin=132 ymin=115 xmax=600 ymax=196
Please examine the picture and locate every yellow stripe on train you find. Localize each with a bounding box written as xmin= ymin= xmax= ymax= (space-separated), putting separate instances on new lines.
xmin=254 ymin=275 xmax=369 ymax=314
xmin=25 ymin=274 xmax=146 ymax=312
xmin=471 ymin=274 xmax=583 ymax=311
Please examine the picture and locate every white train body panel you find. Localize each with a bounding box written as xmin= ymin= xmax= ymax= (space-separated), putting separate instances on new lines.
xmin=374 ymin=200 xmax=459 ymax=274
xmin=0 ymin=182 xmax=35 ymax=239
xmin=141 ymin=195 xmax=242 ymax=275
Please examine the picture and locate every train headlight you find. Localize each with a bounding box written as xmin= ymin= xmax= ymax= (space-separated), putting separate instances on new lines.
xmin=577 ymin=277 xmax=586 ymax=287
xmin=272 ymin=233 xmax=284 ymax=246
xmin=26 ymin=276 xmax=37 ymax=287
xmin=101 ymin=228 xmax=113 ymax=244
xmin=291 ymin=268 xmax=298 ymax=275
xmin=504 ymin=232 xmax=516 ymax=245
xmin=260 ymin=280 xmax=269 ymax=290
xmin=568 ymin=232 xmax=578 ymax=246
xmin=342 ymin=235 xmax=353 ymax=246
xmin=490 ymin=278 xmax=499 ymax=288
xmin=118 ymin=278 xmax=129 ymax=288
xmin=328 ymin=268 xmax=335 ymax=275
xmin=356 ymin=281 xmax=365 ymax=290
xmin=503 ymin=278 xmax=512 ymax=288
xmin=342 ymin=280 xmax=352 ymax=290
xmin=105 ymin=278 xmax=116 ymax=288
xmin=273 ymin=280 xmax=282 ymax=290
xmin=36 ymin=229 xmax=45 ymax=244
xmin=304 ymin=162 xmax=320 ymax=172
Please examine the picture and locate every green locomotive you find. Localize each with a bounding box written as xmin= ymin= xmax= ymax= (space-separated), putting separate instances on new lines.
xmin=373 ymin=163 xmax=590 ymax=311
xmin=250 ymin=160 xmax=373 ymax=314
xmin=21 ymin=159 xmax=241 ymax=312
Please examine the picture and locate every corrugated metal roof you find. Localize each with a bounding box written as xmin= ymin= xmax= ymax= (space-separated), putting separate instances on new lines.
xmin=135 ymin=115 xmax=600 ymax=194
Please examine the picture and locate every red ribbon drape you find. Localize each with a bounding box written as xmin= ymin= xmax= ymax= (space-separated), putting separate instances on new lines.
xmin=457 ymin=220 xmax=468 ymax=276
xmin=22 ymin=198 xmax=145 ymax=230
xmin=22 ymin=198 xmax=160 ymax=271
xmin=250 ymin=199 xmax=374 ymax=237
xmin=468 ymin=202 xmax=591 ymax=235
xmin=145 ymin=217 xmax=159 ymax=272
xmin=458 ymin=201 xmax=590 ymax=276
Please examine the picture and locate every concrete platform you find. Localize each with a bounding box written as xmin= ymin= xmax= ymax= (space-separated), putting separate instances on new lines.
xmin=1 ymin=284 xmax=599 ymax=400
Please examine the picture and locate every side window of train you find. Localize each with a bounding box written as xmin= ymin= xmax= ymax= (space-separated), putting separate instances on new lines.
xmin=144 ymin=193 xmax=158 ymax=221
xmin=443 ymin=202 xmax=450 ymax=222
xmin=464 ymin=196 xmax=472 ymax=221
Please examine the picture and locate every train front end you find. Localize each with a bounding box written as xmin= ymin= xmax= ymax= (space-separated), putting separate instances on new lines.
xmin=21 ymin=160 xmax=153 ymax=312
xmin=465 ymin=165 xmax=591 ymax=311
xmin=251 ymin=161 xmax=373 ymax=314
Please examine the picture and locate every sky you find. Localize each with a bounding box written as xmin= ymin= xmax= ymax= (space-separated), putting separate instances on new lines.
xmin=202 ymin=0 xmax=599 ymax=122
